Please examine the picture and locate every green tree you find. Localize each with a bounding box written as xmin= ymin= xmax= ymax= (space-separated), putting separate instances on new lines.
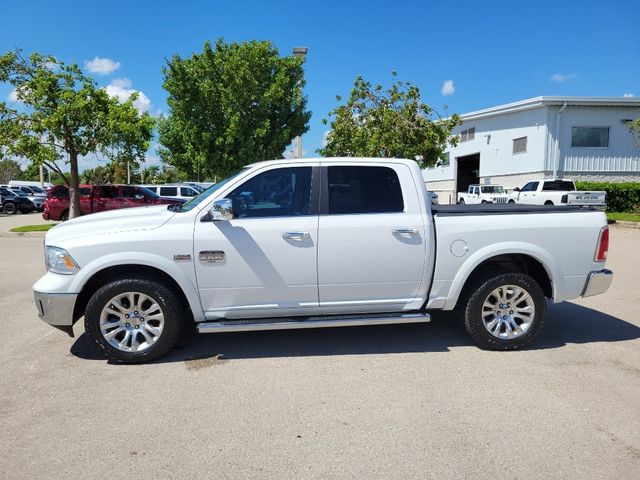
xmin=81 ymin=165 xmax=113 ymax=184
xmin=0 ymin=158 xmax=22 ymax=183
xmin=629 ymin=118 xmax=640 ymax=148
xmin=0 ymin=50 xmax=154 ymax=218
xmin=140 ymin=164 xmax=161 ymax=184
xmin=318 ymin=73 xmax=461 ymax=167
xmin=159 ymin=39 xmax=311 ymax=179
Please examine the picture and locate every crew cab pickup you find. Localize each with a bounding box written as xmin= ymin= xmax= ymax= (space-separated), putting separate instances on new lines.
xmin=43 ymin=184 xmax=185 ymax=221
xmin=33 ymin=158 xmax=613 ymax=363
xmin=508 ymin=179 xmax=606 ymax=206
xmin=457 ymin=184 xmax=509 ymax=204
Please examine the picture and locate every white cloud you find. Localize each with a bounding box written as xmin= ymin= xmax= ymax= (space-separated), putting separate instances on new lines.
xmin=623 ymin=93 xmax=635 ymax=98
xmin=322 ymin=130 xmax=331 ymax=147
xmin=550 ymin=73 xmax=576 ymax=83
xmin=7 ymin=88 xmax=19 ymax=102
xmin=85 ymin=56 xmax=121 ymax=75
xmin=440 ymin=79 xmax=455 ymax=96
xmin=105 ymin=77 xmax=151 ymax=113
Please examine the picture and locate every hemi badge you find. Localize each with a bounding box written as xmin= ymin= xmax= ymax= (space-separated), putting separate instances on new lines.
xmin=173 ymin=254 xmax=192 ymax=262
xmin=199 ymin=250 xmax=225 ymax=263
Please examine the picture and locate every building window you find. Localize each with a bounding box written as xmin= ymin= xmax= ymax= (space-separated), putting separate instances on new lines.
xmin=512 ymin=136 xmax=527 ymax=154
xmin=459 ymin=127 xmax=475 ymax=142
xmin=440 ymin=152 xmax=450 ymax=166
xmin=571 ymin=127 xmax=609 ymax=148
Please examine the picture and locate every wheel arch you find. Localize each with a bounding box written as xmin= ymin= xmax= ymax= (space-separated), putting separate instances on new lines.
xmin=71 ymin=257 xmax=204 ymax=324
xmin=443 ymin=244 xmax=560 ymax=310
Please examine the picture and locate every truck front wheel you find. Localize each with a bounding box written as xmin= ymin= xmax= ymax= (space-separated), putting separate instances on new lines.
xmin=84 ymin=276 xmax=185 ymax=363
xmin=462 ymin=272 xmax=546 ymax=350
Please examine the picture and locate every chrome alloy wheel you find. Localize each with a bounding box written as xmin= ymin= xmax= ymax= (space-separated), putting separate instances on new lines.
xmin=481 ymin=285 xmax=535 ymax=339
xmin=99 ymin=292 xmax=165 ymax=353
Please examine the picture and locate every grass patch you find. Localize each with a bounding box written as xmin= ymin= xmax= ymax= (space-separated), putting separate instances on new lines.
xmin=606 ymin=212 xmax=640 ymax=223
xmin=9 ymin=223 xmax=57 ymax=233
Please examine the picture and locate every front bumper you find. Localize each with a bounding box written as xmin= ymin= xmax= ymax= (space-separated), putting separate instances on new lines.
xmin=581 ymin=269 xmax=613 ymax=297
xmin=34 ymin=291 xmax=77 ymax=326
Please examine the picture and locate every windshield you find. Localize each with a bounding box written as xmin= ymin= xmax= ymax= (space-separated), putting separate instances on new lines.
xmin=481 ymin=186 xmax=505 ymax=194
xmin=178 ymin=169 xmax=248 ymax=212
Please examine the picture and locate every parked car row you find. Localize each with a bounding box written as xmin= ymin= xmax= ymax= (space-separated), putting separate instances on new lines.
xmin=457 ymin=179 xmax=606 ymax=207
xmin=0 ymin=185 xmax=45 ymax=214
xmin=42 ymin=184 xmax=185 ymax=221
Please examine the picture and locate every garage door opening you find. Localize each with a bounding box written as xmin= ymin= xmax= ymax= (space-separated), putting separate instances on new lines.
xmin=456 ymin=153 xmax=480 ymax=196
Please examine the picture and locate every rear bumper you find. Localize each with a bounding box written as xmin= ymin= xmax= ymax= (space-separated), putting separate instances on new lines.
xmin=34 ymin=291 xmax=77 ymax=326
xmin=581 ymin=269 xmax=613 ymax=298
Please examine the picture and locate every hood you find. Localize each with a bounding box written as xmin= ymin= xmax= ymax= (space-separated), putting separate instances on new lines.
xmin=46 ymin=205 xmax=175 ymax=245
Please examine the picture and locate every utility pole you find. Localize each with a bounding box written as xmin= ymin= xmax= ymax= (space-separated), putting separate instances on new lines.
xmin=292 ymin=47 xmax=308 ymax=158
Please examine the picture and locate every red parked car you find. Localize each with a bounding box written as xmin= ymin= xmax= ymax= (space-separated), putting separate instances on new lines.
xmin=42 ymin=184 xmax=186 ymax=221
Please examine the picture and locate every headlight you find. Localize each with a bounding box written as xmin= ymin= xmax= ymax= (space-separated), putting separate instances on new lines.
xmin=45 ymin=246 xmax=80 ymax=275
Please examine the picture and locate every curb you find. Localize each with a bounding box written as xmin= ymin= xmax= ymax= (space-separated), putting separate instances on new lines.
xmin=610 ymin=220 xmax=640 ymax=229
xmin=0 ymin=231 xmax=47 ymax=237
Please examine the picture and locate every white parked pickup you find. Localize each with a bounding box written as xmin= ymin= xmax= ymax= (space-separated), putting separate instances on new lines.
xmin=508 ymin=179 xmax=606 ymax=206
xmin=457 ymin=184 xmax=509 ymax=204
xmin=33 ymin=158 xmax=613 ymax=363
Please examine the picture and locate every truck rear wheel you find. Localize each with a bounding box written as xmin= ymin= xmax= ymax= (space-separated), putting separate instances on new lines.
xmin=462 ymin=272 xmax=546 ymax=350
xmin=84 ymin=276 xmax=185 ymax=363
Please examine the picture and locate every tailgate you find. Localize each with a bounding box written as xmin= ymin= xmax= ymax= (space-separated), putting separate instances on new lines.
xmin=567 ymin=191 xmax=606 ymax=206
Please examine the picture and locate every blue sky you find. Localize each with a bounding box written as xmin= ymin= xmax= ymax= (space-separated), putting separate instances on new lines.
xmin=1 ymin=0 xmax=639 ymax=171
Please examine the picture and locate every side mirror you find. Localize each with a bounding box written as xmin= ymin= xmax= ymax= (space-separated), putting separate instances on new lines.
xmin=209 ymin=198 xmax=234 ymax=221
xmin=513 ymin=187 xmax=521 ymax=192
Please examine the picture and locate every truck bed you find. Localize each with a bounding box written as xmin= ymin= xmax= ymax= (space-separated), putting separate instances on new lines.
xmin=432 ymin=204 xmax=597 ymax=216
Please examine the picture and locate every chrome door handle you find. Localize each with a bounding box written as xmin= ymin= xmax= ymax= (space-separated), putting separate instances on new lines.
xmin=392 ymin=228 xmax=418 ymax=236
xmin=282 ymin=231 xmax=310 ymax=240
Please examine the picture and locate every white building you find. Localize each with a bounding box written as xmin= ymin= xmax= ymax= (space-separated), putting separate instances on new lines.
xmin=423 ymin=96 xmax=640 ymax=204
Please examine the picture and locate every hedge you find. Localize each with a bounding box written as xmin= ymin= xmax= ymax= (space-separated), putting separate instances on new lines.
xmin=575 ymin=182 xmax=640 ymax=213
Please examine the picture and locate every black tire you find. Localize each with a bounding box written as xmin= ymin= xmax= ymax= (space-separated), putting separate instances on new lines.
xmin=60 ymin=210 xmax=69 ymax=221
xmin=3 ymin=202 xmax=17 ymax=214
xmin=461 ymin=272 xmax=546 ymax=350
xmin=459 ymin=198 xmax=465 ymax=204
xmin=508 ymin=199 xmax=515 ymax=204
xmin=481 ymin=200 xmax=488 ymax=204
xmin=84 ymin=275 xmax=185 ymax=363
xmin=544 ymin=201 xmax=554 ymax=206
xmin=20 ymin=206 xmax=33 ymax=214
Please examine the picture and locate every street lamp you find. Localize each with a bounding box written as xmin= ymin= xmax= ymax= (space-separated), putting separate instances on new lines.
xmin=292 ymin=47 xmax=308 ymax=159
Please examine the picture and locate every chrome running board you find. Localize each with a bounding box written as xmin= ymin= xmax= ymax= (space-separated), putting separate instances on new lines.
xmin=197 ymin=312 xmax=430 ymax=334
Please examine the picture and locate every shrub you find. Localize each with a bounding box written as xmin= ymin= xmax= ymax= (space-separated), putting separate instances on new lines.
xmin=575 ymin=182 xmax=640 ymax=213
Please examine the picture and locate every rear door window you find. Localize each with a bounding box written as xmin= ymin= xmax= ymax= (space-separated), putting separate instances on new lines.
xmin=327 ymin=166 xmax=403 ymax=214
xmin=542 ymin=181 xmax=575 ymax=191
xmin=160 ymin=187 xmax=178 ymax=196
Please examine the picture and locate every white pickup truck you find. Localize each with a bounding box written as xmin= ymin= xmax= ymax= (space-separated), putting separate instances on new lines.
xmin=508 ymin=179 xmax=606 ymax=206
xmin=33 ymin=158 xmax=613 ymax=363
xmin=457 ymin=184 xmax=509 ymax=204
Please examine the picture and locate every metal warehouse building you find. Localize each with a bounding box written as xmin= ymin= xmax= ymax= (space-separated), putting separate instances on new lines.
xmin=423 ymin=96 xmax=640 ymax=204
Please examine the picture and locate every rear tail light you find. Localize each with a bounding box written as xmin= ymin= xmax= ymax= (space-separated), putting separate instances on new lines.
xmin=595 ymin=226 xmax=609 ymax=262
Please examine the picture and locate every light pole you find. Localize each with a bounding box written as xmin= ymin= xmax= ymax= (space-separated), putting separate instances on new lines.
xmin=292 ymin=47 xmax=308 ymax=159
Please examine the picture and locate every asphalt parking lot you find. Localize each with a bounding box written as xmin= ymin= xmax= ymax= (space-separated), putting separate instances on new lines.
xmin=0 ymin=221 xmax=638 ymax=479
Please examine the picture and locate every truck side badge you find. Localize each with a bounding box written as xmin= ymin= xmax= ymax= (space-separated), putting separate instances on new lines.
xmin=173 ymin=254 xmax=192 ymax=262
xmin=199 ymin=250 xmax=225 ymax=263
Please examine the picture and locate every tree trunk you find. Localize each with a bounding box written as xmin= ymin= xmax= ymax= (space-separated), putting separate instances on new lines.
xmin=68 ymin=151 xmax=81 ymax=219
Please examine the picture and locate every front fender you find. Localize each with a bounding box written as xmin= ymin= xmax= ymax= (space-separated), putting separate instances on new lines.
xmin=68 ymin=252 xmax=205 ymax=322
xmin=443 ymin=241 xmax=561 ymax=310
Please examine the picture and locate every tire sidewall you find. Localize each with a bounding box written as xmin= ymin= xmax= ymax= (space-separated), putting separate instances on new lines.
xmin=464 ymin=273 xmax=546 ymax=350
xmin=85 ymin=277 xmax=184 ymax=363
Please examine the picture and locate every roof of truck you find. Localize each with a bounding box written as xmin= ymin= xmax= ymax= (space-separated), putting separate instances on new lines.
xmin=246 ymin=157 xmax=419 ymax=168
